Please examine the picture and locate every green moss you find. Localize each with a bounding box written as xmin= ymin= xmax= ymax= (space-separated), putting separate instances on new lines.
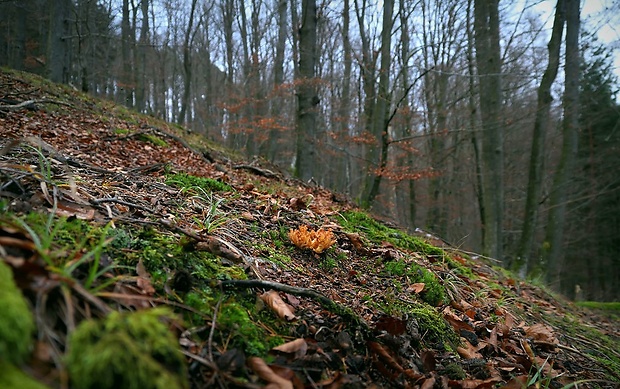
xmin=218 ymin=302 xmax=273 ymax=356
xmin=576 ymin=301 xmax=620 ymax=311
xmin=442 ymin=363 xmax=467 ymax=380
xmin=409 ymin=304 xmax=459 ymax=349
xmin=137 ymin=133 xmax=169 ymax=147
xmin=371 ymin=297 xmax=458 ymax=350
xmin=382 ymin=259 xmax=447 ymax=306
xmin=338 ymin=211 xmax=444 ymax=257
xmin=165 ymin=172 xmax=231 ymax=192
xmin=0 ymin=360 xmax=49 ymax=389
xmin=66 ymin=307 xmax=188 ymax=389
xmin=0 ymin=262 xmax=35 ymax=364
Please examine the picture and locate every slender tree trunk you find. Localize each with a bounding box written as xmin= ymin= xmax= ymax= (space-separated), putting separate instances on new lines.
xmin=516 ymin=0 xmax=565 ymax=275
xmin=47 ymin=0 xmax=70 ymax=83
xmin=265 ymin=0 xmax=288 ymax=161
xmin=121 ymin=0 xmax=133 ymax=107
xmin=474 ymin=0 xmax=503 ymax=261
xmin=295 ymin=0 xmax=318 ymax=181
xmin=135 ymin=0 xmax=150 ymax=113
xmin=544 ymin=0 xmax=580 ymax=290
xmin=361 ymin=0 xmax=393 ymax=207
xmin=339 ymin=0 xmax=353 ymax=192
xmin=178 ymin=0 xmax=198 ymax=125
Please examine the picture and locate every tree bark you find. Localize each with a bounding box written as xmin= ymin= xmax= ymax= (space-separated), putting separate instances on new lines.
xmin=295 ymin=0 xmax=318 ymax=181
xmin=516 ymin=0 xmax=565 ymax=275
xmin=135 ymin=0 xmax=150 ymax=113
xmin=474 ymin=0 xmax=503 ymax=261
xmin=177 ymin=0 xmax=198 ymax=125
xmin=121 ymin=0 xmax=134 ymax=107
xmin=47 ymin=0 xmax=70 ymax=84
xmin=361 ymin=0 xmax=394 ymax=207
xmin=543 ymin=0 xmax=580 ymax=289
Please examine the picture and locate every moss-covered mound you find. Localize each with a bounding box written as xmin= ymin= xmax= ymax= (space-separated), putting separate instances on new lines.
xmin=66 ymin=307 xmax=188 ymax=389
xmin=0 ymin=261 xmax=35 ymax=364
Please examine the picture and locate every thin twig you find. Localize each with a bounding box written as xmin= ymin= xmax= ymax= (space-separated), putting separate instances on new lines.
xmin=91 ymin=197 xmax=155 ymax=214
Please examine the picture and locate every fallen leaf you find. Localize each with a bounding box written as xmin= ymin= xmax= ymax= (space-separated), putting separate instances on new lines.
xmin=407 ymin=282 xmax=425 ymax=294
xmin=248 ymin=357 xmax=294 ymax=389
xmin=271 ymin=338 xmax=308 ymax=359
xmin=456 ymin=341 xmax=483 ymax=359
xmin=522 ymin=323 xmax=558 ymax=344
xmin=260 ymin=290 xmax=296 ymax=321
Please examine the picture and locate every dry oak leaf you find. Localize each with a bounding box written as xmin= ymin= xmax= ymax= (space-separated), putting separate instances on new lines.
xmin=288 ymin=225 xmax=336 ymax=254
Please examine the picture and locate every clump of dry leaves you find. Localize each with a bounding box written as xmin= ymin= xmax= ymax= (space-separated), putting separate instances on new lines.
xmin=288 ymin=225 xmax=336 ymax=253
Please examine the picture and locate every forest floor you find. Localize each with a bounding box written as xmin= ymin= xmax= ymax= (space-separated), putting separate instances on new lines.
xmin=1 ymin=67 xmax=619 ymax=389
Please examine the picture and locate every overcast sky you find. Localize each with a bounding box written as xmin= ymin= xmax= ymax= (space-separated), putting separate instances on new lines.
xmin=533 ymin=0 xmax=620 ymax=80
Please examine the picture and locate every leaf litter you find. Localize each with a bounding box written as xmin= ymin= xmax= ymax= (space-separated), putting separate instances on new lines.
xmin=1 ymin=69 xmax=619 ymax=388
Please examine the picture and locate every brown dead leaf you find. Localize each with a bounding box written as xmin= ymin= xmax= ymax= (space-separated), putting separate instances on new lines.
xmin=344 ymin=232 xmax=365 ymax=251
xmin=271 ymin=338 xmax=308 ymax=359
xmin=456 ymin=341 xmax=483 ymax=359
xmin=498 ymin=375 xmax=528 ymax=389
xmin=522 ymin=323 xmax=558 ymax=345
xmin=247 ymin=357 xmax=294 ymax=389
xmin=289 ymin=197 xmax=307 ymax=211
xmin=407 ymin=282 xmax=425 ymax=294
xmin=136 ymin=259 xmax=155 ymax=295
xmin=196 ymin=236 xmax=245 ymax=264
xmin=284 ymin=293 xmax=300 ymax=307
xmin=260 ymin=290 xmax=296 ymax=321
xmin=420 ymin=375 xmax=436 ymax=389
xmin=443 ymin=306 xmax=475 ymax=332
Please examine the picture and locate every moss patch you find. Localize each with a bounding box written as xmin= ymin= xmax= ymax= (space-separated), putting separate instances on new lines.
xmin=337 ymin=211 xmax=445 ymax=256
xmin=165 ymin=172 xmax=232 ymax=192
xmin=66 ymin=307 xmax=188 ymax=389
xmin=0 ymin=261 xmax=35 ymax=364
xmin=382 ymin=258 xmax=447 ymax=306
xmin=137 ymin=133 xmax=169 ymax=147
xmin=218 ymin=301 xmax=282 ymax=356
xmin=0 ymin=360 xmax=49 ymax=389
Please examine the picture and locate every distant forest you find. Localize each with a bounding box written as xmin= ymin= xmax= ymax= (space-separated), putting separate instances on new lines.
xmin=1 ymin=0 xmax=619 ymax=301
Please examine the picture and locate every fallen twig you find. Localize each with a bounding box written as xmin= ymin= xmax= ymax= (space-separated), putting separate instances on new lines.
xmin=0 ymin=99 xmax=73 ymax=111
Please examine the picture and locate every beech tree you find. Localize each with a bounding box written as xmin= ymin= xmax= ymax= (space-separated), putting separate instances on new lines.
xmin=473 ymin=0 xmax=503 ymax=261
xmin=295 ymin=0 xmax=318 ymax=181
xmin=516 ymin=0 xmax=565 ymax=275
xmin=543 ymin=0 xmax=580 ymax=289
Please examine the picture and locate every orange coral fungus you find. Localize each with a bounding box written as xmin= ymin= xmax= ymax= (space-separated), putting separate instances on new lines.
xmin=288 ymin=225 xmax=336 ymax=254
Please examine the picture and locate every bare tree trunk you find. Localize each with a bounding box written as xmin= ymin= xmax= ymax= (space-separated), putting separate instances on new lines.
xmin=121 ymin=0 xmax=134 ymax=107
xmin=516 ymin=0 xmax=565 ymax=275
xmin=465 ymin=0 xmax=485 ymax=250
xmin=178 ymin=0 xmax=198 ymax=125
xmin=544 ymin=0 xmax=580 ymax=290
xmin=361 ymin=0 xmax=393 ymax=207
xmin=474 ymin=0 xmax=503 ymax=261
xmin=135 ymin=0 xmax=150 ymax=113
xmin=339 ymin=0 xmax=353 ymax=192
xmin=295 ymin=0 xmax=318 ymax=181
xmin=47 ymin=0 xmax=70 ymax=83
xmin=264 ymin=0 xmax=288 ymax=161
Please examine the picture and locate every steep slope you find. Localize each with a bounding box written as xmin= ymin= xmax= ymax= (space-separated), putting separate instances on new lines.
xmin=1 ymin=68 xmax=619 ymax=388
